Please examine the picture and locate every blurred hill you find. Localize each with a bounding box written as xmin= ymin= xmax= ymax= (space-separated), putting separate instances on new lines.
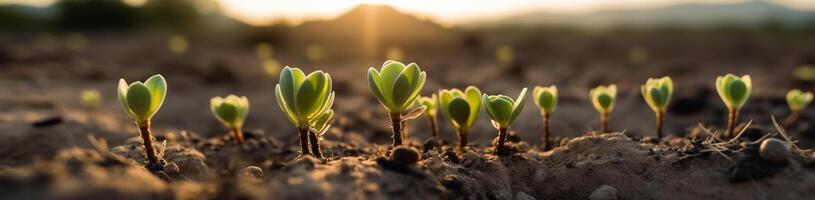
xmin=468 ymin=1 xmax=815 ymax=30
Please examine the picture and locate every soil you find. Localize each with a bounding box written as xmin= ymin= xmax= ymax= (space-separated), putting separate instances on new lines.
xmin=2 ymin=35 xmax=815 ymax=199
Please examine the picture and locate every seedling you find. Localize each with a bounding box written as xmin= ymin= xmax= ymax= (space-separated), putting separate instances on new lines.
xmin=533 ymin=85 xmax=557 ymax=150
xmin=415 ymin=95 xmax=439 ymax=139
xmin=482 ymin=88 xmax=527 ymax=155
xmin=118 ymin=74 xmax=167 ymax=172
xmin=80 ymin=89 xmax=102 ymax=110
xmin=641 ymin=77 xmax=673 ymax=140
xmin=590 ymin=85 xmax=617 ymax=133
xmin=439 ymin=86 xmax=482 ymax=150
xmin=211 ymin=95 xmax=250 ymax=144
xmin=368 ymin=60 xmax=427 ymax=147
xmin=784 ymin=89 xmax=813 ymax=127
xmin=275 ymin=67 xmax=335 ymax=158
xmin=715 ymin=74 xmax=751 ymax=138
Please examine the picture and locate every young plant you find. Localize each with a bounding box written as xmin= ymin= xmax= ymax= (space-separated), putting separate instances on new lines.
xmin=368 ymin=60 xmax=427 ymax=147
xmin=439 ymin=86 xmax=482 ymax=150
xmin=80 ymin=89 xmax=102 ymax=110
xmin=482 ymin=88 xmax=527 ymax=156
xmin=118 ymin=74 xmax=167 ymax=172
xmin=533 ymin=85 xmax=557 ymax=150
xmin=715 ymin=74 xmax=751 ymax=138
xmin=275 ymin=67 xmax=335 ymax=158
xmin=211 ymin=95 xmax=250 ymax=144
xmin=415 ymin=95 xmax=439 ymax=139
xmin=641 ymin=77 xmax=673 ymax=140
xmin=784 ymin=89 xmax=813 ymax=127
xmin=590 ymin=84 xmax=617 ymax=133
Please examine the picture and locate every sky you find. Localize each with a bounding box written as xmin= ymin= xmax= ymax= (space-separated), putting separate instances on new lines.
xmin=3 ymin=0 xmax=815 ymax=25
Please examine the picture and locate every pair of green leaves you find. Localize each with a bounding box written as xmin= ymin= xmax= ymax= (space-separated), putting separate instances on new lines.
xmin=590 ymin=84 xmax=617 ymax=114
xmin=211 ymin=95 xmax=250 ymax=129
xmin=439 ymin=86 xmax=482 ymax=132
xmin=533 ymin=86 xmax=558 ymax=114
xmin=118 ymin=75 xmax=167 ymax=123
xmin=715 ymin=74 xmax=751 ymax=110
xmin=368 ymin=60 xmax=427 ymax=114
xmin=641 ymin=77 xmax=673 ymax=113
xmin=275 ymin=67 xmax=335 ymax=131
xmin=787 ymin=89 xmax=813 ymax=112
xmin=483 ymin=88 xmax=527 ymax=128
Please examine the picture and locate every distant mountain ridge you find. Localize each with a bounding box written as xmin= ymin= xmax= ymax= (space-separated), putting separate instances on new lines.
xmin=471 ymin=1 xmax=815 ymax=28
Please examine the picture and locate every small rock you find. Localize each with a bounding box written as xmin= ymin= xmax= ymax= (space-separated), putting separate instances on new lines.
xmin=241 ymin=166 xmax=264 ymax=178
xmin=390 ymin=146 xmax=421 ymax=165
xmin=163 ymin=162 xmax=180 ymax=174
xmin=31 ymin=115 xmax=63 ymax=128
xmin=589 ymin=185 xmax=619 ymax=200
xmin=759 ymin=138 xmax=790 ymax=164
xmin=514 ymin=192 xmax=536 ymax=200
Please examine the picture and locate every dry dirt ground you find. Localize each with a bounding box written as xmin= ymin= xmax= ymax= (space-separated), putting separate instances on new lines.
xmin=2 ymin=35 xmax=815 ymax=199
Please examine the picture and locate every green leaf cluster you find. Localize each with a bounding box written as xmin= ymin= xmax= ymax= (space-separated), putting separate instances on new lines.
xmin=533 ymin=85 xmax=558 ymax=114
xmin=482 ymin=88 xmax=527 ymax=128
xmin=590 ymin=84 xmax=617 ymax=114
xmin=368 ymin=60 xmax=427 ymax=114
xmin=715 ymin=74 xmax=751 ymax=110
xmin=787 ymin=89 xmax=813 ymax=112
xmin=439 ymin=86 xmax=482 ymax=133
xmin=641 ymin=77 xmax=673 ymax=113
xmin=275 ymin=67 xmax=335 ymax=131
xmin=118 ymin=74 xmax=167 ymax=123
xmin=211 ymin=95 xmax=250 ymax=129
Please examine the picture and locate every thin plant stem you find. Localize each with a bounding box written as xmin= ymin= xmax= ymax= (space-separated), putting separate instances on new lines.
xmin=428 ymin=116 xmax=439 ymax=139
xmin=298 ymin=126 xmax=311 ymax=156
xmin=389 ymin=112 xmax=403 ymax=147
xmin=600 ymin=112 xmax=610 ymax=133
xmin=494 ymin=127 xmax=508 ymax=156
xmin=456 ymin=129 xmax=468 ymax=151
xmin=542 ymin=112 xmax=551 ymax=151
xmin=136 ymin=121 xmax=164 ymax=172
xmin=232 ymin=127 xmax=244 ymax=144
xmin=308 ymin=130 xmax=322 ymax=159
xmin=656 ymin=111 xmax=664 ymax=140
xmin=783 ymin=110 xmax=800 ymax=128
xmin=726 ymin=108 xmax=738 ymax=138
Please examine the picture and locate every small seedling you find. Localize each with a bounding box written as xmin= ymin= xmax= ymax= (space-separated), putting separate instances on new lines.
xmin=210 ymin=95 xmax=250 ymax=144
xmin=415 ymin=95 xmax=439 ymax=139
xmin=590 ymin=84 xmax=617 ymax=133
xmin=784 ymin=89 xmax=813 ymax=127
xmin=439 ymin=86 xmax=482 ymax=150
xmin=117 ymin=74 xmax=167 ymax=172
xmin=275 ymin=67 xmax=335 ymax=158
xmin=368 ymin=60 xmax=427 ymax=147
xmin=80 ymin=89 xmax=102 ymax=110
xmin=641 ymin=77 xmax=673 ymax=140
xmin=533 ymin=85 xmax=557 ymax=150
xmin=715 ymin=74 xmax=751 ymax=138
xmin=483 ymin=88 xmax=527 ymax=155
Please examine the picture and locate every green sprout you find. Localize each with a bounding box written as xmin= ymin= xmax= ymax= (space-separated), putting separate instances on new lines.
xmin=784 ymin=89 xmax=813 ymax=127
xmin=211 ymin=95 xmax=250 ymax=144
xmin=482 ymin=88 xmax=527 ymax=156
xmin=590 ymin=84 xmax=617 ymax=133
xmin=641 ymin=77 xmax=673 ymax=140
xmin=715 ymin=74 xmax=751 ymax=138
xmin=533 ymin=85 xmax=557 ymax=150
xmin=81 ymin=89 xmax=102 ymax=110
xmin=415 ymin=95 xmax=439 ymax=140
xmin=439 ymin=86 xmax=482 ymax=150
xmin=275 ymin=67 xmax=335 ymax=158
xmin=368 ymin=60 xmax=427 ymax=147
xmin=118 ymin=74 xmax=167 ymax=172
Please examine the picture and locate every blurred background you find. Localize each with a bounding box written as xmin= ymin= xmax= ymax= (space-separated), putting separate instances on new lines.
xmin=2 ymin=0 xmax=815 ymax=147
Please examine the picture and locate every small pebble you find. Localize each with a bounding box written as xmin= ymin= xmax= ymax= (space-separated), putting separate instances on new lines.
xmin=163 ymin=162 xmax=180 ymax=174
xmin=241 ymin=166 xmax=264 ymax=178
xmin=391 ymin=146 xmax=421 ymax=165
xmin=759 ymin=138 xmax=790 ymax=164
xmin=514 ymin=192 xmax=535 ymax=200
xmin=589 ymin=185 xmax=619 ymax=200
